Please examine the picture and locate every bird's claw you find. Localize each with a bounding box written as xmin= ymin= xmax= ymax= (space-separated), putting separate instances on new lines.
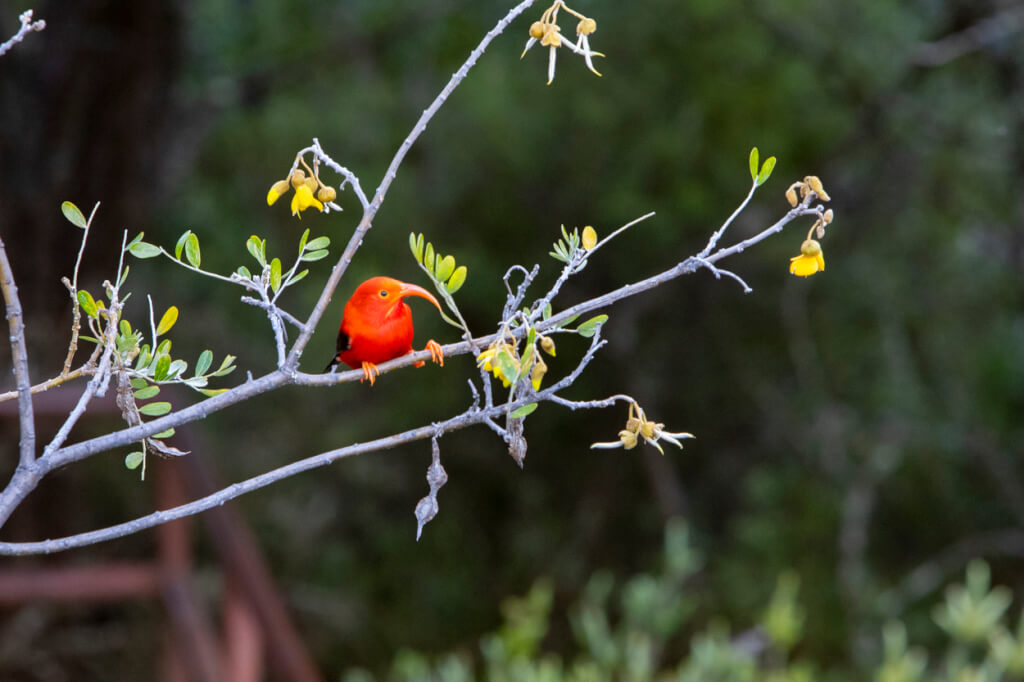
xmin=360 ymin=361 xmax=381 ymax=386
xmin=425 ymin=339 xmax=444 ymax=367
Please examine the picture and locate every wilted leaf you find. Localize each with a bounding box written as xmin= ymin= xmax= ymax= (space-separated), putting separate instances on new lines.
xmin=61 ymin=201 xmax=87 ymax=228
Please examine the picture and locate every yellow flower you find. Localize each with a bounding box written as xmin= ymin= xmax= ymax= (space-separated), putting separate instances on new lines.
xmin=789 ymin=239 xmax=825 ymax=277
xmin=290 ymin=184 xmax=324 ymax=218
xmin=477 ymin=343 xmax=518 ymax=388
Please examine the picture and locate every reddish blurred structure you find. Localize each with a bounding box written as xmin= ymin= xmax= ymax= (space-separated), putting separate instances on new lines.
xmin=0 ymin=389 xmax=324 ymax=682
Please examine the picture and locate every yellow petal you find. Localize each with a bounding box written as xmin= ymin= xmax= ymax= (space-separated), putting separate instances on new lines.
xmin=816 ymin=252 xmax=825 ymax=272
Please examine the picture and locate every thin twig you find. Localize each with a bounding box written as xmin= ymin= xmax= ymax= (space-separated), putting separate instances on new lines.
xmin=0 ymin=9 xmax=45 ymax=57
xmin=282 ymin=0 xmax=540 ymax=370
xmin=0 ymin=234 xmax=37 ymax=468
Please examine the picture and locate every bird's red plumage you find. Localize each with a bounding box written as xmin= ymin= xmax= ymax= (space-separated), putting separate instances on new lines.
xmin=324 ymin=276 xmax=443 ymax=380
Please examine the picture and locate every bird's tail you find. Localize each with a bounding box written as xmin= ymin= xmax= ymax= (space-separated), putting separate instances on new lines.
xmin=323 ymin=354 xmax=341 ymax=373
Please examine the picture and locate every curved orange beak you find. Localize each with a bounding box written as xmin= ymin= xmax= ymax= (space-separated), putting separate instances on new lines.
xmin=397 ymin=281 xmax=442 ymax=312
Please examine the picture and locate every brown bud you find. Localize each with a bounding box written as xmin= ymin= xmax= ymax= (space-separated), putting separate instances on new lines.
xmin=529 ymin=21 xmax=546 ymax=39
xmin=785 ymin=185 xmax=799 ymax=207
xmin=540 ymin=335 xmax=556 ymax=357
xmin=625 ymin=417 xmax=642 ymax=433
xmin=577 ymin=17 xmax=597 ymax=35
xmin=823 ymin=208 xmax=834 ymax=224
xmin=317 ymin=186 xmax=337 ymax=203
xmin=290 ymin=169 xmax=307 ymax=188
xmin=303 ymin=177 xmax=318 ymax=193
xmin=619 ymin=430 xmax=638 ymax=449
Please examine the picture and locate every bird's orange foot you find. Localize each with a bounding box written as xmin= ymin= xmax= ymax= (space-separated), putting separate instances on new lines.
xmin=360 ymin=361 xmax=381 ymax=386
xmin=412 ymin=340 xmax=444 ymax=368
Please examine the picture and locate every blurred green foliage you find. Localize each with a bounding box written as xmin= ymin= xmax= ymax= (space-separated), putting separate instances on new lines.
xmin=1 ymin=0 xmax=1022 ymax=679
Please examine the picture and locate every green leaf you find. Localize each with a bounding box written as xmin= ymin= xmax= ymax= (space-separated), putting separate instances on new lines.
xmin=185 ymin=376 xmax=208 ymax=388
xmin=423 ymin=242 xmax=435 ymax=276
xmin=494 ymin=350 xmax=518 ymax=384
xmin=577 ymin=314 xmax=609 ymax=338
xmin=130 ymin=378 xmax=148 ymax=390
xmin=129 ymin=241 xmax=161 ymax=259
xmin=435 ymin=255 xmax=456 ymax=282
xmin=301 ymin=249 xmax=329 ymax=262
xmin=298 ymin=228 xmax=310 ymax=253
xmin=135 ymin=345 xmax=151 ymax=371
xmin=415 ymin=234 xmax=424 ymax=261
xmin=118 ymin=266 xmax=130 ymax=287
xmin=133 ymin=385 xmax=160 ymax=400
xmin=154 ymin=355 xmax=171 ymax=381
xmin=510 ymin=403 xmax=538 ymax=418
xmin=287 ymin=269 xmax=309 ymax=285
xmin=270 ymin=258 xmax=282 ymax=293
xmin=61 ymin=201 xmax=87 ymax=228
xmin=409 ymin=232 xmax=419 ymax=261
xmin=79 ymin=335 xmax=101 ymax=344
xmin=185 ymin=232 xmax=201 ymax=268
xmin=195 ymin=350 xmax=213 ymax=377
xmin=446 ymin=265 xmax=467 ymax=294
xmin=77 ymin=290 xmax=98 ymax=318
xmin=152 ymin=428 xmax=175 ymax=439
xmin=174 ymin=230 xmax=191 ymax=260
xmin=138 ymin=401 xmax=172 ymax=416
xmin=156 ymin=306 xmax=178 ymax=335
xmin=125 ymin=451 xmax=144 ymax=470
xmin=543 ymin=302 xmax=552 ymax=320
xmin=126 ymin=233 xmax=144 ymax=250
xmin=237 ymin=266 xmax=252 ymax=280
xmin=199 ymin=388 xmax=228 ymax=397
xmin=246 ymin=235 xmax=264 ymax=265
xmin=167 ymin=359 xmax=187 ymax=379
xmin=119 ymin=319 xmax=132 ymax=336
xmin=305 ymin=236 xmax=330 ymax=251
xmin=156 ymin=338 xmax=172 ymax=355
xmin=757 ymin=156 xmax=777 ymax=186
xmin=213 ymin=354 xmax=236 ymax=376
xmin=749 ymin=147 xmax=759 ymax=181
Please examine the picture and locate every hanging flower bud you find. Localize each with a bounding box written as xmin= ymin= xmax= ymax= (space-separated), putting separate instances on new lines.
xmin=529 ymin=21 xmax=546 ymax=39
xmin=267 ymin=179 xmax=291 ymax=206
xmin=317 ymin=186 xmax=337 ymax=204
xmin=530 ymin=357 xmax=548 ymax=390
xmin=290 ymin=169 xmax=307 ymax=188
xmin=540 ymin=335 xmax=556 ymax=357
xmin=577 ymin=17 xmax=597 ymax=35
xmin=581 ymin=225 xmax=597 ymax=251
xmin=785 ymin=184 xmax=799 ymax=207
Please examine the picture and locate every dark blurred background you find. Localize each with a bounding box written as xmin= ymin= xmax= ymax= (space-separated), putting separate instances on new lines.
xmin=1 ymin=0 xmax=1022 ymax=679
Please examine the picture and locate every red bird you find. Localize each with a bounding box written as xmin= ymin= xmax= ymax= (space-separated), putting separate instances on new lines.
xmin=323 ymin=276 xmax=445 ymax=385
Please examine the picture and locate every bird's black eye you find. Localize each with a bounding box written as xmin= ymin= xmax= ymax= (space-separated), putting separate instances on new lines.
xmin=379 ymin=289 xmax=389 ymax=298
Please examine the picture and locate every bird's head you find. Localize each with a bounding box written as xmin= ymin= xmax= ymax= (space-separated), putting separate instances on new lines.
xmin=347 ymin=276 xmax=442 ymax=323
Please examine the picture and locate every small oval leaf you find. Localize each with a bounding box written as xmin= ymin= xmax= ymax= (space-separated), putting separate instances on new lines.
xmin=298 ymin=228 xmax=310 ymax=253
xmin=152 ymin=428 xmax=175 ymax=439
xmin=301 ymin=249 xmax=330 ymax=262
xmin=61 ymin=201 xmax=87 ymax=228
xmin=195 ymin=349 xmax=213 ymax=377
xmin=435 ymin=255 xmax=456 ymax=282
xmin=129 ymin=242 xmax=162 ymax=259
xmin=154 ymin=355 xmax=171 ymax=381
xmin=305 ymin=236 xmax=330 ymax=251
xmin=757 ymin=156 xmax=777 ymax=186
xmin=77 ymin=290 xmax=98 ymax=318
xmin=185 ymin=233 xmax=201 ymax=267
xmin=156 ymin=306 xmax=178 ymax=336
xmin=446 ymin=265 xmax=467 ymax=294
xmin=510 ymin=403 xmax=538 ymax=418
xmin=138 ymin=401 xmax=172 ymax=416
xmin=133 ymin=385 xmax=160 ymax=400
xmin=749 ymin=147 xmax=759 ymax=181
xmin=246 ymin=236 xmax=264 ymax=265
xmin=576 ymin=314 xmax=609 ymax=338
xmin=125 ymin=451 xmax=144 ymax=470
xmin=423 ymin=243 xmax=435 ymax=276
xmin=175 ymin=231 xmax=191 ymax=260
xmin=270 ymin=258 xmax=282 ymax=293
